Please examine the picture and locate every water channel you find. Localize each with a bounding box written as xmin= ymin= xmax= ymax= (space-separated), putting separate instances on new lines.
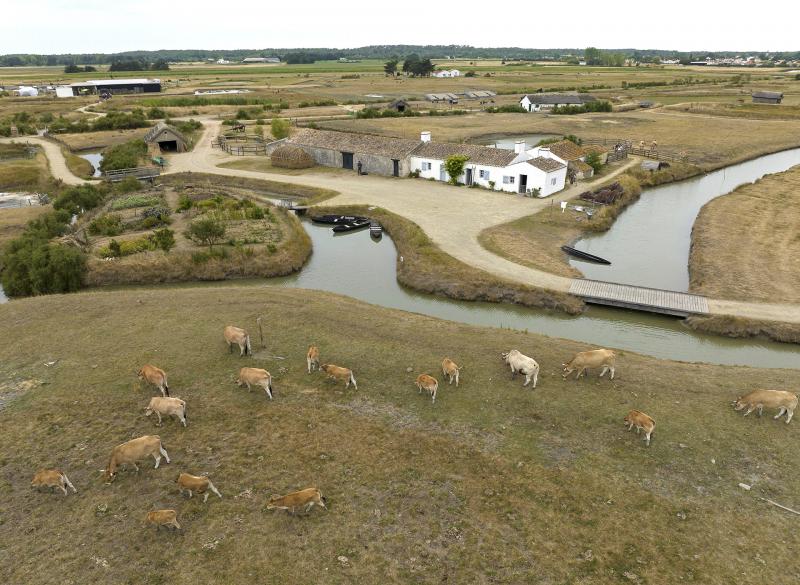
xmin=77 ymin=150 xmax=103 ymax=178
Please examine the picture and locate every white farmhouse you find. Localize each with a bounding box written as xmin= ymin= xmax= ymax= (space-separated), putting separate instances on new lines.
xmin=409 ymin=133 xmax=566 ymax=196
xmin=519 ymin=93 xmax=596 ymax=112
xmin=432 ymin=69 xmax=461 ymax=78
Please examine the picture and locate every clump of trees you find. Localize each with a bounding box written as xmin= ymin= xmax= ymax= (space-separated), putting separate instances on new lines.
xmin=48 ymin=110 xmax=150 ymax=134
xmin=64 ymin=64 xmax=96 ymax=73
xmin=583 ymin=47 xmax=626 ymax=67
xmin=99 ymin=139 xmax=148 ymax=172
xmin=109 ymin=58 xmax=169 ymax=71
xmin=552 ymin=101 xmax=612 ymax=115
xmin=401 ymin=54 xmax=435 ymax=77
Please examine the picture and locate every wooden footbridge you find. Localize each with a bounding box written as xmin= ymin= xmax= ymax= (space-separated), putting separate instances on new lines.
xmin=569 ymin=279 xmax=709 ymax=317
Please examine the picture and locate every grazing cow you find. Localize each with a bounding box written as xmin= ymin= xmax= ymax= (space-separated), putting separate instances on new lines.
xmin=441 ymin=358 xmax=461 ymax=387
xmin=501 ymin=350 xmax=539 ymax=388
xmin=145 ymin=396 xmax=187 ymax=427
xmin=734 ymin=389 xmax=798 ymax=423
xmin=103 ymin=435 xmax=170 ymax=482
xmin=146 ymin=509 xmax=181 ymax=530
xmin=415 ymin=374 xmax=439 ymax=403
xmin=307 ymin=345 xmax=320 ymax=374
xmin=31 ymin=469 xmax=77 ymax=496
xmin=177 ymin=472 xmax=222 ymax=503
xmin=562 ymin=349 xmax=616 ymax=380
xmin=267 ymin=487 xmax=327 ymax=514
xmin=224 ymin=325 xmax=251 ymax=357
xmin=320 ymin=364 xmax=357 ymax=389
xmin=236 ymin=367 xmax=274 ymax=400
xmin=624 ymin=410 xmax=656 ymax=446
xmin=137 ymin=364 xmax=169 ymax=397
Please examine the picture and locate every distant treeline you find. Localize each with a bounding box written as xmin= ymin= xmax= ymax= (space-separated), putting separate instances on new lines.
xmin=2 ymin=45 xmax=800 ymax=67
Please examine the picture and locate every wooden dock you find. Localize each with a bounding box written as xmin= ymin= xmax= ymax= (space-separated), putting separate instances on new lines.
xmin=569 ymin=279 xmax=709 ymax=317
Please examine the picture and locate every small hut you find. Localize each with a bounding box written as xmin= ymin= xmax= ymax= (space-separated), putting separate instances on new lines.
xmin=387 ymin=99 xmax=409 ymax=113
xmin=270 ymin=145 xmax=315 ymax=169
xmin=144 ymin=122 xmax=188 ymax=153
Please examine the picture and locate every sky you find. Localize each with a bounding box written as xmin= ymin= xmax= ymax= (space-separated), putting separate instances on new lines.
xmin=2 ymin=0 xmax=798 ymax=54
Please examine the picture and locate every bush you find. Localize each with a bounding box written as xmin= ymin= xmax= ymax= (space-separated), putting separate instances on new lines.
xmin=98 ymin=236 xmax=155 ymax=258
xmin=53 ymin=184 xmax=107 ymax=215
xmin=88 ymin=213 xmax=123 ymax=236
xmin=147 ymin=107 xmax=167 ymax=119
xmin=297 ymin=99 xmax=336 ymax=108
xmin=485 ymin=104 xmax=526 ymax=113
xmin=551 ymin=101 xmax=613 ymax=115
xmin=444 ymin=155 xmax=470 ymax=185
xmin=114 ymin=176 xmax=143 ymax=194
xmin=185 ymin=217 xmax=226 ymax=249
xmin=246 ymin=206 xmax=266 ymax=220
xmin=110 ymin=194 xmax=161 ymax=210
xmin=100 ymin=140 xmax=148 ymax=172
xmin=150 ymin=228 xmax=175 ymax=252
xmin=271 ymin=118 xmax=291 ymax=139
xmin=177 ymin=193 xmax=193 ymax=211
xmin=585 ymin=151 xmax=603 ymax=174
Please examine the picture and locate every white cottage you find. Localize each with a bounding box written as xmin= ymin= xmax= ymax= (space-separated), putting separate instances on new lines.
xmin=433 ymin=69 xmax=461 ymax=78
xmin=409 ymin=134 xmax=566 ymax=196
xmin=519 ymin=93 xmax=596 ymax=112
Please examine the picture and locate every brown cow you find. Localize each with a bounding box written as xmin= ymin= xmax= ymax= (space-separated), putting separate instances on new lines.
xmin=31 ymin=469 xmax=77 ymax=496
xmin=415 ymin=374 xmax=439 ymax=403
xmin=145 ymin=396 xmax=187 ymax=427
xmin=267 ymin=487 xmax=327 ymax=514
xmin=562 ymin=349 xmax=616 ymax=380
xmin=236 ymin=367 xmax=273 ymax=400
xmin=441 ymin=358 xmax=461 ymax=387
xmin=146 ymin=509 xmax=181 ymax=530
xmin=734 ymin=390 xmax=798 ymax=423
xmin=137 ymin=364 xmax=169 ymax=397
xmin=177 ymin=472 xmax=222 ymax=502
xmin=307 ymin=345 xmax=320 ymax=374
xmin=624 ymin=410 xmax=655 ymax=446
xmin=320 ymin=364 xmax=357 ymax=389
xmin=224 ymin=325 xmax=251 ymax=357
xmin=103 ymin=435 xmax=170 ymax=482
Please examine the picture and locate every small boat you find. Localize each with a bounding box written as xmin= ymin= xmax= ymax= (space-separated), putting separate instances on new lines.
xmin=311 ymin=214 xmax=366 ymax=225
xmin=369 ymin=221 xmax=382 ymax=239
xmin=332 ymin=219 xmax=371 ymax=233
xmin=561 ymin=245 xmax=611 ymax=265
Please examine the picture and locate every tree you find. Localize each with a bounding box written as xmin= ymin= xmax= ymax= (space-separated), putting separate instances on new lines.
xmin=444 ymin=155 xmax=470 ymax=185
xmin=383 ymin=59 xmax=398 ymax=75
xmin=150 ymin=228 xmax=176 ymax=253
xmin=402 ymin=54 xmax=420 ymax=75
xmin=585 ymin=151 xmax=602 ymax=174
xmin=271 ymin=117 xmax=290 ymax=139
xmin=464 ymin=70 xmax=476 ymax=77
xmin=185 ymin=217 xmax=226 ymax=249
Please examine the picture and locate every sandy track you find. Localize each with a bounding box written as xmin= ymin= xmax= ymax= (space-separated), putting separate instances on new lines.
xmin=0 ymin=136 xmax=97 ymax=185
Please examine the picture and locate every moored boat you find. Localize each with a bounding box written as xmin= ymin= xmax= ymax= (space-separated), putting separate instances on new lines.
xmin=561 ymin=245 xmax=611 ymax=265
xmin=311 ymin=214 xmax=366 ymax=225
xmin=369 ymin=221 xmax=382 ymax=239
xmin=332 ymin=219 xmax=371 ymax=233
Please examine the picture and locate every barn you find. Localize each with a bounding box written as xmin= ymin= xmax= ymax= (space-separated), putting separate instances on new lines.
xmin=68 ymin=78 xmax=161 ymax=96
xmin=751 ymin=91 xmax=783 ymax=104
xmin=144 ymin=123 xmax=188 ymax=153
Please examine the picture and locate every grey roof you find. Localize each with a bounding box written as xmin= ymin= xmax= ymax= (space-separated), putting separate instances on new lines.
xmin=288 ymin=128 xmax=421 ymax=159
xmin=144 ymin=122 xmax=187 ymax=145
xmin=752 ymin=91 xmax=783 ymax=99
xmin=425 ymin=93 xmax=459 ymax=101
xmin=412 ymin=141 xmax=517 ymax=167
xmin=464 ymin=90 xmax=497 ymax=99
xmin=70 ymin=78 xmax=161 ymax=87
xmin=527 ymin=157 xmax=566 ymax=172
xmin=520 ymin=93 xmax=596 ymax=105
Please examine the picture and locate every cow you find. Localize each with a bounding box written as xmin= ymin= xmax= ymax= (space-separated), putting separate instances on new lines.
xmin=145 ymin=396 xmax=187 ymax=427
xmin=177 ymin=472 xmax=222 ymax=502
xmin=236 ymin=367 xmax=274 ymax=400
xmin=103 ymin=435 xmax=170 ymax=482
xmin=307 ymin=345 xmax=320 ymax=374
xmin=31 ymin=469 xmax=77 ymax=496
xmin=441 ymin=358 xmax=461 ymax=387
xmin=137 ymin=364 xmax=169 ymax=397
xmin=624 ymin=410 xmax=656 ymax=446
xmin=415 ymin=374 xmax=439 ymax=403
xmin=224 ymin=325 xmax=251 ymax=357
xmin=734 ymin=390 xmax=798 ymax=423
xmin=562 ymin=349 xmax=616 ymax=380
xmin=146 ymin=509 xmax=181 ymax=531
xmin=320 ymin=364 xmax=357 ymax=389
xmin=501 ymin=350 xmax=539 ymax=388
xmin=267 ymin=487 xmax=327 ymax=514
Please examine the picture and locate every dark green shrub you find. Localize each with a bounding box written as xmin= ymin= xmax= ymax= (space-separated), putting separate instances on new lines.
xmin=185 ymin=217 xmax=226 ymax=249
xmin=150 ymin=228 xmax=175 ymax=252
xmin=177 ymin=193 xmax=193 ymax=211
xmin=88 ymin=213 xmax=123 ymax=236
xmin=100 ymin=140 xmax=148 ymax=172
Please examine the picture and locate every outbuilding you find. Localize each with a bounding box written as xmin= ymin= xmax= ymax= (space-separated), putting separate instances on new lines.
xmin=519 ymin=93 xmax=596 ymax=112
xmin=69 ymin=78 xmax=161 ymax=96
xmin=144 ymin=122 xmax=188 ymax=153
xmin=751 ymin=91 xmax=783 ymax=104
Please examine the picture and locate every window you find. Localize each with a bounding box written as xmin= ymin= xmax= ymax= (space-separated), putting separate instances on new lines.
xmin=479 ymin=169 xmax=490 ymax=180
xmin=551 ymin=178 xmax=557 ymax=185
xmin=421 ymin=162 xmax=432 ymax=171
xmin=502 ymin=176 xmax=515 ymax=184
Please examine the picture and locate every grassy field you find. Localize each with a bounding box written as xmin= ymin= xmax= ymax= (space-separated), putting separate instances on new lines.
xmin=0 ymin=205 xmax=49 ymax=247
xmin=0 ymin=286 xmax=799 ymax=585
xmin=0 ymin=152 xmax=56 ymax=192
xmin=690 ymin=166 xmax=800 ymax=304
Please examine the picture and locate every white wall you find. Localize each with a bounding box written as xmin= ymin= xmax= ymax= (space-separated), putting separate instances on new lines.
xmin=504 ymin=160 xmax=567 ymax=197
xmin=527 ymin=147 xmax=568 ymax=166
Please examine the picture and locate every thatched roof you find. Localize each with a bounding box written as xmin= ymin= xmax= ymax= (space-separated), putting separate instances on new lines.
xmin=271 ymin=145 xmax=315 ymax=169
xmin=527 ymin=157 xmax=566 ymax=172
xmin=542 ymin=140 xmax=586 ymax=162
xmin=582 ymin=144 xmax=609 ymax=155
xmin=288 ymin=128 xmax=421 ymax=159
xmin=413 ymin=141 xmax=517 ymax=167
xmin=144 ymin=122 xmax=188 ymax=146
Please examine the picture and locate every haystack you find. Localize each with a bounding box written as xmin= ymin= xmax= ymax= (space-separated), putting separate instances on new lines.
xmin=271 ymin=145 xmax=315 ymax=169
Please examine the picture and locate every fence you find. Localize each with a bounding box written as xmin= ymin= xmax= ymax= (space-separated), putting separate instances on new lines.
xmin=102 ymin=167 xmax=161 ymax=182
xmin=215 ymin=133 xmax=267 ymax=156
xmin=582 ymin=137 xmax=689 ymax=163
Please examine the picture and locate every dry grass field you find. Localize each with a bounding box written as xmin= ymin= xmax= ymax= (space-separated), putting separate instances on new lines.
xmin=0 ymin=152 xmax=56 ymax=192
xmin=690 ymin=166 xmax=800 ymax=304
xmin=0 ymin=286 xmax=798 ymax=585
xmin=0 ymin=205 xmax=49 ymax=246
xmin=55 ymin=128 xmax=150 ymax=151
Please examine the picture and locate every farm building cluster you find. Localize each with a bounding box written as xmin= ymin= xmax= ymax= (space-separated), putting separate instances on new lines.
xmin=269 ymin=128 xmax=610 ymax=196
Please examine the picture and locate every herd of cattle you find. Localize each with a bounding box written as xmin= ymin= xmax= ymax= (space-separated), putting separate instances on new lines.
xmin=30 ymin=323 xmax=798 ymax=531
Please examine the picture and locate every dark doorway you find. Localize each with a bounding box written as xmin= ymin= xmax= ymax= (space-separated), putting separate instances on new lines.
xmin=158 ymin=140 xmax=178 ymax=152
xmin=392 ymin=159 xmax=400 ymax=177
xmin=342 ymin=152 xmax=354 ymax=170
xmin=518 ymin=174 xmax=528 ymax=194
xmin=465 ymin=168 xmax=473 ymax=186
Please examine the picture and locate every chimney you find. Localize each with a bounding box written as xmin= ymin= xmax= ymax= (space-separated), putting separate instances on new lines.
xmin=420 ymin=131 xmax=431 ymax=143
xmin=514 ymin=140 xmax=526 ymax=154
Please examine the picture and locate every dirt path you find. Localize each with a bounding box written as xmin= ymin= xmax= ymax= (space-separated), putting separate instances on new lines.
xmin=0 ymin=136 xmax=97 ymax=185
